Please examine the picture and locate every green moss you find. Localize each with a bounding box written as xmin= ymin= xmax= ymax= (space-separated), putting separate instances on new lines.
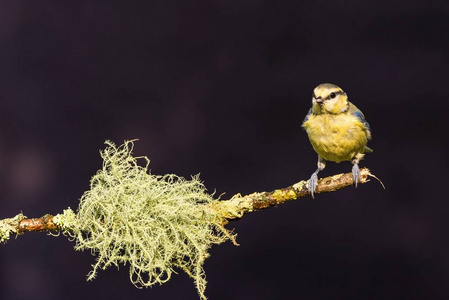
xmin=58 ymin=140 xmax=236 ymax=299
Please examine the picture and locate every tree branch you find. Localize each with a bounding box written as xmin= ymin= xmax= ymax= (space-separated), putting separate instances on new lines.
xmin=0 ymin=213 xmax=60 ymax=242
xmin=18 ymin=214 xmax=60 ymax=232
xmin=212 ymin=168 xmax=372 ymax=222
xmin=1 ymin=168 xmax=373 ymax=241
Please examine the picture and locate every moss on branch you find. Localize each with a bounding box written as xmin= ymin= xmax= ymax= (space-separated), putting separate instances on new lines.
xmin=213 ymin=168 xmax=372 ymax=222
xmin=0 ymin=140 xmax=377 ymax=299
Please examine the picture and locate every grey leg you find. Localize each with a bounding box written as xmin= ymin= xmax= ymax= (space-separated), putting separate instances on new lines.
xmin=351 ymin=156 xmax=362 ymax=188
xmin=308 ymin=157 xmax=326 ymax=198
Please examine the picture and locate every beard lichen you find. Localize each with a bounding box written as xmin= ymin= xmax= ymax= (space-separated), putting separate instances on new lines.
xmin=59 ymin=140 xmax=236 ymax=299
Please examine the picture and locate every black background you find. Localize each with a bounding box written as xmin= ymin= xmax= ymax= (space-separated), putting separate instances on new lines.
xmin=1 ymin=1 xmax=448 ymax=299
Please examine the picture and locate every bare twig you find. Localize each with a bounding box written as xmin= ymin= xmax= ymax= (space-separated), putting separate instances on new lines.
xmin=0 ymin=213 xmax=59 ymax=242
xmin=18 ymin=214 xmax=60 ymax=232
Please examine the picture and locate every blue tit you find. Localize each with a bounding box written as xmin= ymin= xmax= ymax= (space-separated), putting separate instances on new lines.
xmin=302 ymin=83 xmax=372 ymax=198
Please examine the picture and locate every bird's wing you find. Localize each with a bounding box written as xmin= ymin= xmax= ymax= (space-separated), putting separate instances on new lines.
xmin=303 ymin=108 xmax=312 ymax=123
xmin=348 ymin=102 xmax=371 ymax=131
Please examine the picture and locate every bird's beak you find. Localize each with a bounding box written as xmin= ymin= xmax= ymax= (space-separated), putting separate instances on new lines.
xmin=314 ymin=97 xmax=323 ymax=104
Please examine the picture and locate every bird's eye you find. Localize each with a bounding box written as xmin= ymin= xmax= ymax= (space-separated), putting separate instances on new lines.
xmin=330 ymin=92 xmax=336 ymax=99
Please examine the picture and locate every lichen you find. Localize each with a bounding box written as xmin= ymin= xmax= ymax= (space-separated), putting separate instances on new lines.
xmin=53 ymin=208 xmax=76 ymax=233
xmin=59 ymin=140 xmax=236 ymax=299
xmin=0 ymin=213 xmax=26 ymax=243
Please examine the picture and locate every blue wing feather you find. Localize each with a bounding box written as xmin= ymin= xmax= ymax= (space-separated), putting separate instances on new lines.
xmin=352 ymin=108 xmax=370 ymax=131
xmin=349 ymin=104 xmax=373 ymax=152
xmin=303 ymin=108 xmax=312 ymax=123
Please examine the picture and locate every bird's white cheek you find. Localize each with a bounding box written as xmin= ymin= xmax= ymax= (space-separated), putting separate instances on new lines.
xmin=324 ymin=101 xmax=334 ymax=112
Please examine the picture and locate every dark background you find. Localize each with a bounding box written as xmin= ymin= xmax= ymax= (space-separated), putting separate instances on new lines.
xmin=0 ymin=1 xmax=448 ymax=299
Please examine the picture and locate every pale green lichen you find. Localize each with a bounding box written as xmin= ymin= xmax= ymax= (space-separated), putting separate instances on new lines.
xmin=52 ymin=208 xmax=77 ymax=234
xmin=0 ymin=213 xmax=26 ymax=243
xmin=59 ymin=140 xmax=235 ymax=300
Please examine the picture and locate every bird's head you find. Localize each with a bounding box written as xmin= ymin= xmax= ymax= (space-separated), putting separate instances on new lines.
xmin=312 ymin=83 xmax=349 ymax=114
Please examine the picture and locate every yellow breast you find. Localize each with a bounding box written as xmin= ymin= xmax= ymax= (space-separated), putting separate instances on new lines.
xmin=303 ymin=113 xmax=368 ymax=162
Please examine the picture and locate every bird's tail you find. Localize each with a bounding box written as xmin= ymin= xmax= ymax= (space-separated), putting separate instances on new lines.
xmin=364 ymin=146 xmax=373 ymax=153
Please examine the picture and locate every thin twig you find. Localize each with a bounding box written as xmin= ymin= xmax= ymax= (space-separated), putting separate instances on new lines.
xmin=18 ymin=214 xmax=60 ymax=232
xmin=1 ymin=168 xmax=374 ymax=240
xmin=0 ymin=213 xmax=59 ymax=242
xmin=213 ymin=168 xmax=372 ymax=222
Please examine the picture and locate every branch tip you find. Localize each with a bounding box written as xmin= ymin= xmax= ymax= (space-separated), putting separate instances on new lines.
xmin=215 ymin=167 xmax=377 ymax=221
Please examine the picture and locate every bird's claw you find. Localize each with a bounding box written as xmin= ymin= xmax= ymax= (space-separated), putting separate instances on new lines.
xmin=352 ymin=163 xmax=361 ymax=188
xmin=308 ymin=172 xmax=318 ymax=198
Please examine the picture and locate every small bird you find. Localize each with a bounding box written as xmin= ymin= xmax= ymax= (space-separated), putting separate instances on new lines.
xmin=302 ymin=83 xmax=372 ymax=198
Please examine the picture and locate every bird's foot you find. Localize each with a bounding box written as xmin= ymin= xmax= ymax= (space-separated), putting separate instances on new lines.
xmin=308 ymin=172 xmax=318 ymax=198
xmin=352 ymin=163 xmax=361 ymax=188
